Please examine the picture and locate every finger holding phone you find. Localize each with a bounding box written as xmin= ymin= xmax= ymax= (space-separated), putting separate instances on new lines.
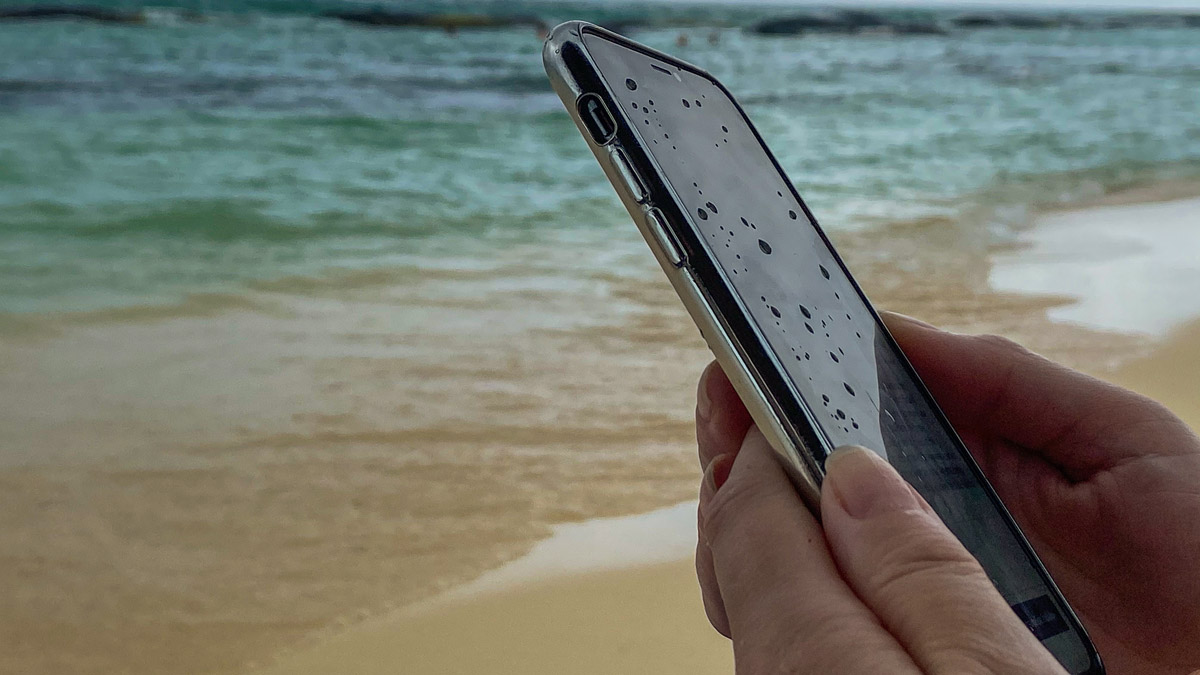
xmin=695 ymin=316 xmax=1200 ymax=675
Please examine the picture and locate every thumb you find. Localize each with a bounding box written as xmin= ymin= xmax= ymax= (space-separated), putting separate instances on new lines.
xmin=819 ymin=446 xmax=1066 ymax=675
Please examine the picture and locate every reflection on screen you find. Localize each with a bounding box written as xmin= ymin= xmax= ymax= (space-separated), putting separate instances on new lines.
xmin=583 ymin=31 xmax=1092 ymax=673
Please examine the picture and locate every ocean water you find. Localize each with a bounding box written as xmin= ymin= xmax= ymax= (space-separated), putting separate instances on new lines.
xmin=1 ymin=2 xmax=1199 ymax=316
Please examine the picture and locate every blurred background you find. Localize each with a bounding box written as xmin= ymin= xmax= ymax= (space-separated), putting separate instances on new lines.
xmin=1 ymin=1 xmax=1198 ymax=673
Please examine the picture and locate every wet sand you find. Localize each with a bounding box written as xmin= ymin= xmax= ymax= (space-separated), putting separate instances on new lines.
xmin=250 ymin=316 xmax=1200 ymax=675
xmin=0 ymin=189 xmax=1193 ymax=675
xmin=250 ymin=190 xmax=1200 ymax=675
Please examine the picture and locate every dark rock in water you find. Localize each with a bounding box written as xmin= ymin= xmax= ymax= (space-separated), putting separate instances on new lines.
xmin=835 ymin=10 xmax=889 ymax=29
xmin=321 ymin=10 xmax=423 ymax=27
xmin=951 ymin=14 xmax=1004 ymax=28
xmin=0 ymin=5 xmax=144 ymax=23
xmin=1005 ymin=14 xmax=1060 ymax=29
xmin=750 ymin=14 xmax=854 ymax=36
xmin=322 ymin=10 xmax=546 ymax=32
xmin=751 ymin=11 xmax=945 ymax=37
xmin=952 ymin=13 xmax=1063 ymax=29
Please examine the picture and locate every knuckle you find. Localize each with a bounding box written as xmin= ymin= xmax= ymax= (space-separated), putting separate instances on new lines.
xmin=702 ymin=473 xmax=785 ymax=548
xmin=867 ymin=523 xmax=986 ymax=600
xmin=974 ymin=332 xmax=1030 ymax=357
xmin=702 ymin=477 xmax=755 ymax=542
xmin=738 ymin=610 xmax=888 ymax=675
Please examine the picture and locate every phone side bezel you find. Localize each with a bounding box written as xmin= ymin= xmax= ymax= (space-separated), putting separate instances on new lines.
xmin=543 ymin=23 xmax=1102 ymax=674
xmin=544 ymin=22 xmax=827 ymax=512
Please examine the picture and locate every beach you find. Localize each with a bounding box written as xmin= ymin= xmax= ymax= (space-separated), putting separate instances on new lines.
xmin=2 ymin=5 xmax=1200 ymax=675
xmin=249 ymin=193 xmax=1200 ymax=675
xmin=4 ymin=185 xmax=1193 ymax=675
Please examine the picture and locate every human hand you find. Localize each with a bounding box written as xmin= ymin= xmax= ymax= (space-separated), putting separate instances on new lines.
xmin=694 ymin=365 xmax=1069 ymax=674
xmin=694 ymin=316 xmax=1200 ymax=675
xmin=878 ymin=313 xmax=1200 ymax=675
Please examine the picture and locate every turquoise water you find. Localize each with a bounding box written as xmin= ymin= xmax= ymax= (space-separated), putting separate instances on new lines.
xmin=1 ymin=2 xmax=1199 ymax=314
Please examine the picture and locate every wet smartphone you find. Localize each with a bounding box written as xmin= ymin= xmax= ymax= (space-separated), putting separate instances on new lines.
xmin=543 ymin=22 xmax=1103 ymax=674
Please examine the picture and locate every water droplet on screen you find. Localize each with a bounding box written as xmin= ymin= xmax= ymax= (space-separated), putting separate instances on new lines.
xmin=822 ymin=394 xmax=830 ymax=404
xmin=836 ymin=409 xmax=846 ymax=420
xmin=804 ymin=352 xmax=810 ymax=360
xmin=642 ymin=106 xmax=649 ymax=113
xmin=695 ymin=99 xmax=702 ymax=107
xmin=805 ymin=323 xmax=814 ymax=334
xmin=770 ymin=306 xmax=781 ymax=318
xmin=820 ymin=265 xmax=830 ymax=279
xmin=852 ymin=420 xmax=860 ymax=429
xmin=721 ymin=125 xmax=728 ymax=132
xmin=706 ymin=201 xmax=718 ymax=214
xmin=789 ymin=210 xmax=797 ymax=220
xmin=830 ymin=351 xmax=840 ymax=363
xmin=844 ymin=383 xmax=856 ymax=396
xmin=799 ymin=304 xmax=812 ymax=319
xmin=682 ymin=99 xmax=691 ymax=108
xmin=758 ymin=240 xmax=772 ymax=254
xmin=626 ymin=78 xmax=637 ymax=90
xmin=697 ymin=208 xmax=708 ymax=220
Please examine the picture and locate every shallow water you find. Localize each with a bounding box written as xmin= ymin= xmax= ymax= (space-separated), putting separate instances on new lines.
xmin=2 ymin=3 xmax=1199 ymax=315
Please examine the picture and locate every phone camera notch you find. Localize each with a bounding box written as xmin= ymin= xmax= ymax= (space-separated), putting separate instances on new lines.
xmin=578 ymin=93 xmax=617 ymax=146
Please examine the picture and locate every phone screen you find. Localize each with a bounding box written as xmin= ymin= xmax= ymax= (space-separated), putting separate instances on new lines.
xmin=581 ymin=30 xmax=1096 ymax=672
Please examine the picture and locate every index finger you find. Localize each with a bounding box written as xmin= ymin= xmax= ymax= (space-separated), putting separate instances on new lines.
xmin=881 ymin=312 xmax=1192 ymax=478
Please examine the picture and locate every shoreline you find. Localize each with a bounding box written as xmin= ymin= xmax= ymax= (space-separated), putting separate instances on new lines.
xmin=990 ymin=196 xmax=1200 ymax=337
xmin=248 ymin=188 xmax=1200 ymax=675
xmin=254 ymin=314 xmax=1200 ymax=675
xmin=1 ymin=180 xmax=1196 ymax=675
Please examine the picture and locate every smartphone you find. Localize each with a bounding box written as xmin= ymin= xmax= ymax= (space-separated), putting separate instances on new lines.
xmin=543 ymin=21 xmax=1102 ymax=674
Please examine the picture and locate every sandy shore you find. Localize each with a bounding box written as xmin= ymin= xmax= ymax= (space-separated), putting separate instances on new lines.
xmin=0 ymin=189 xmax=1194 ymax=675
xmin=252 ymin=318 xmax=1200 ymax=675
xmin=251 ymin=195 xmax=1200 ymax=675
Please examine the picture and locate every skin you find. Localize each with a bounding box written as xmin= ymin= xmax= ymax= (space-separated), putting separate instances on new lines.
xmin=695 ymin=312 xmax=1200 ymax=675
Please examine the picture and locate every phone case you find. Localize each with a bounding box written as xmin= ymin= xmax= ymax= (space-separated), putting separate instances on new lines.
xmin=544 ymin=21 xmax=824 ymax=511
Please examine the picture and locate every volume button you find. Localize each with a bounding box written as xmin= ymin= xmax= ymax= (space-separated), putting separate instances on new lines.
xmin=645 ymin=208 xmax=684 ymax=268
xmin=611 ymin=148 xmax=647 ymax=204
